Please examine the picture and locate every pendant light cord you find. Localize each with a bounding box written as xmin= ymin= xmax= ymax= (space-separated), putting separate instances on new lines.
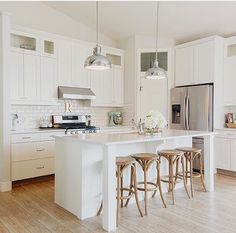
xmin=155 ymin=0 xmax=159 ymax=61
xmin=96 ymin=0 xmax=99 ymax=46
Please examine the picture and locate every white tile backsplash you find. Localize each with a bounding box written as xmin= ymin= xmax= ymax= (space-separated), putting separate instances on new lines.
xmin=11 ymin=101 xmax=125 ymax=129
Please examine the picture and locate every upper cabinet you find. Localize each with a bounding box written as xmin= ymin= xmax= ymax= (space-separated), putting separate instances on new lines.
xmin=175 ymin=36 xmax=223 ymax=87
xmin=223 ymin=36 xmax=236 ymax=106
xmin=9 ymin=28 xmax=125 ymax=107
xmin=71 ymin=43 xmax=91 ymax=88
xmin=57 ymin=40 xmax=72 ymax=87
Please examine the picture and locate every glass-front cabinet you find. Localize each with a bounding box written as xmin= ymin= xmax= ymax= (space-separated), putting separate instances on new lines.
xmin=140 ymin=51 xmax=168 ymax=75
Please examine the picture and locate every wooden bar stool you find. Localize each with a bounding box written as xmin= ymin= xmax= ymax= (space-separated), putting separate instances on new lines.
xmin=131 ymin=153 xmax=166 ymax=216
xmin=97 ymin=156 xmax=143 ymax=227
xmin=158 ymin=150 xmax=190 ymax=205
xmin=176 ymin=147 xmax=207 ymax=197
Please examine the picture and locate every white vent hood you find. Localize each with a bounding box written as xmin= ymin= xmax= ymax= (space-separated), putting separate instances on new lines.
xmin=58 ymin=86 xmax=96 ymax=100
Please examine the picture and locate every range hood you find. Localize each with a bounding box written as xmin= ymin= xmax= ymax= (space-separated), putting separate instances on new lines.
xmin=58 ymin=86 xmax=96 ymax=100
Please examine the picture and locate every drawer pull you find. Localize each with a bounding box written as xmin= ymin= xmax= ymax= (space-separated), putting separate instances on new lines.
xmin=22 ymin=136 xmax=31 ymax=139
xmin=36 ymin=166 xmax=45 ymax=170
xmin=36 ymin=149 xmax=45 ymax=152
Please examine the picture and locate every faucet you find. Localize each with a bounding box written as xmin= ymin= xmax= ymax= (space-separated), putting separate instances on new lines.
xmin=132 ymin=118 xmax=145 ymax=135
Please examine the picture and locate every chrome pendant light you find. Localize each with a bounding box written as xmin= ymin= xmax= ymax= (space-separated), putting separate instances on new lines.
xmin=145 ymin=1 xmax=167 ymax=79
xmin=84 ymin=1 xmax=111 ymax=70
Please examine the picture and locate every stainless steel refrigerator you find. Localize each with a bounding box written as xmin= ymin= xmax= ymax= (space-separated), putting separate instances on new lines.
xmin=170 ymin=84 xmax=214 ymax=171
xmin=170 ymin=84 xmax=213 ymax=131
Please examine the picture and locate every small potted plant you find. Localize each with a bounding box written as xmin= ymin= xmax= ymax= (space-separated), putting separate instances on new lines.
xmin=145 ymin=110 xmax=167 ymax=135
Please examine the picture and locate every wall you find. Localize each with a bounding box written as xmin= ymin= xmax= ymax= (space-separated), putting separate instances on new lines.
xmin=118 ymin=35 xmax=175 ymax=125
xmin=11 ymin=103 xmax=119 ymax=130
xmin=0 ymin=2 xmax=117 ymax=47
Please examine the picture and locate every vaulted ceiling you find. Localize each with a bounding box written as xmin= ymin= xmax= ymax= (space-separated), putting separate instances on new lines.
xmin=45 ymin=1 xmax=236 ymax=44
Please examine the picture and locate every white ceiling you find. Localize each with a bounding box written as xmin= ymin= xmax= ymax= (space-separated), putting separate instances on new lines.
xmin=45 ymin=1 xmax=236 ymax=44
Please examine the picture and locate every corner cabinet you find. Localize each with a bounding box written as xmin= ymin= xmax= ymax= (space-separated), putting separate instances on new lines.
xmin=175 ymin=36 xmax=222 ymax=86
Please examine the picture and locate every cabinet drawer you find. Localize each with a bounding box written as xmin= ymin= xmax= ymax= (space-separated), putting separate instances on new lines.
xmin=11 ymin=134 xmax=41 ymax=143
xmin=12 ymin=157 xmax=54 ymax=181
xmin=40 ymin=132 xmax=64 ymax=141
xmin=11 ymin=141 xmax=55 ymax=162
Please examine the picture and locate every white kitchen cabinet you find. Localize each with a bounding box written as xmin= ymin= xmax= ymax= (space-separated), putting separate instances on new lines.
xmin=41 ymin=38 xmax=57 ymax=58
xmin=90 ymin=70 xmax=104 ymax=106
xmin=175 ymin=46 xmax=194 ymax=86
xmin=9 ymin=51 xmax=40 ymax=101
xmin=71 ymin=43 xmax=91 ymax=88
xmin=215 ymin=137 xmax=231 ymax=170
xmin=229 ymin=139 xmax=236 ymax=171
xmin=9 ymin=51 xmax=24 ymax=100
xmin=195 ymin=41 xmax=214 ymax=84
xmin=103 ymin=69 xmax=114 ymax=105
xmin=23 ymin=54 xmax=40 ymax=101
xmin=175 ymin=36 xmax=222 ymax=87
xmin=223 ymin=37 xmax=236 ymax=106
xmin=40 ymin=57 xmax=58 ymax=101
xmin=57 ymin=40 xmax=72 ymax=86
xmin=215 ymin=131 xmax=236 ymax=172
xmin=113 ymin=67 xmax=124 ymax=106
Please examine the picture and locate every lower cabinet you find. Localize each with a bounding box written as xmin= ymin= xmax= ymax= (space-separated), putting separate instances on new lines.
xmin=12 ymin=157 xmax=54 ymax=181
xmin=11 ymin=133 xmax=62 ymax=181
xmin=215 ymin=133 xmax=236 ymax=172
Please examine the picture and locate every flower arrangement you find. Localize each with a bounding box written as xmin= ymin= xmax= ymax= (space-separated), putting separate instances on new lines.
xmin=145 ymin=110 xmax=167 ymax=134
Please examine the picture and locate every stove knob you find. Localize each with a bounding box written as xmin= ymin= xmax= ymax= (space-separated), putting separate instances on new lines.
xmin=71 ymin=131 xmax=75 ymax=134
xmin=75 ymin=131 xmax=79 ymax=134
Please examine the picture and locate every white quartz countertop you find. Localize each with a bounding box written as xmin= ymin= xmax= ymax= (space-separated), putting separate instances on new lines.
xmin=10 ymin=125 xmax=134 ymax=135
xmin=54 ymin=129 xmax=216 ymax=145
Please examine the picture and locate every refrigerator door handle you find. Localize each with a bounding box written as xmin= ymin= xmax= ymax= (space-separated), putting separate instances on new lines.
xmin=186 ymin=95 xmax=190 ymax=130
xmin=184 ymin=95 xmax=187 ymax=130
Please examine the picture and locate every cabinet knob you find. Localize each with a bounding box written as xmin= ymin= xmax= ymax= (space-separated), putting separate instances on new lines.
xmin=22 ymin=136 xmax=31 ymax=139
xmin=36 ymin=166 xmax=45 ymax=170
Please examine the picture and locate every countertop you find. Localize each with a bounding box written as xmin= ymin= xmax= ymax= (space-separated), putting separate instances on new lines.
xmin=10 ymin=125 xmax=134 ymax=135
xmin=53 ymin=129 xmax=216 ymax=146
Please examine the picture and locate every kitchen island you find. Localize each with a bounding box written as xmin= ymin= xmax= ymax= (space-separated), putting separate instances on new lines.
xmin=54 ymin=129 xmax=215 ymax=232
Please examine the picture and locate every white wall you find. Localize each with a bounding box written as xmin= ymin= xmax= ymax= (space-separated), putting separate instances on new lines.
xmin=118 ymin=35 xmax=175 ymax=124
xmin=0 ymin=2 xmax=117 ymax=47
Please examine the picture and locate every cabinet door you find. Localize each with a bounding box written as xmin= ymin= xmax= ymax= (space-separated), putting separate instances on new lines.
xmin=90 ymin=70 xmax=104 ymax=106
xmin=40 ymin=57 xmax=57 ymax=101
xmin=9 ymin=51 xmax=24 ymax=100
xmin=195 ymin=41 xmax=214 ymax=84
xmin=215 ymin=137 xmax=231 ymax=170
xmin=224 ymin=56 xmax=236 ymax=105
xmin=71 ymin=43 xmax=91 ymax=88
xmin=113 ymin=67 xmax=124 ymax=106
xmin=57 ymin=40 xmax=72 ymax=86
xmin=230 ymin=139 xmax=236 ymax=171
xmin=175 ymin=46 xmax=194 ymax=86
xmin=23 ymin=54 xmax=40 ymax=100
xmin=103 ymin=69 xmax=114 ymax=105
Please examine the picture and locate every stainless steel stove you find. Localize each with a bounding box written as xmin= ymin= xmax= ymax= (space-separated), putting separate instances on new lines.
xmin=52 ymin=115 xmax=100 ymax=135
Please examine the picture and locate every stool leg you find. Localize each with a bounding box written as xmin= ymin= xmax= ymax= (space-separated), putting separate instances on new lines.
xmin=182 ymin=157 xmax=191 ymax=199
xmin=132 ymin=164 xmax=143 ymax=217
xmin=199 ymin=153 xmax=207 ymax=192
xmin=170 ymin=157 xmax=175 ymax=205
xmin=157 ymin=161 xmax=167 ymax=208
xmin=185 ymin=156 xmax=189 ymax=184
xmin=189 ymin=153 xmax=194 ymax=198
xmin=168 ymin=160 xmax=172 ymax=192
xmin=116 ymin=165 xmax=121 ymax=227
xmin=144 ymin=161 xmax=148 ymax=215
xmin=174 ymin=157 xmax=180 ymax=188
xmin=121 ymin=174 xmax=124 ymax=208
xmin=124 ymin=165 xmax=134 ymax=207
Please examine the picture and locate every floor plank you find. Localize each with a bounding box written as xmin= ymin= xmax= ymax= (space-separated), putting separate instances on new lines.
xmin=0 ymin=174 xmax=235 ymax=233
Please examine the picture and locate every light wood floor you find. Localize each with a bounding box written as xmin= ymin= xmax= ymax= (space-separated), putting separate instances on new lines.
xmin=0 ymin=174 xmax=236 ymax=233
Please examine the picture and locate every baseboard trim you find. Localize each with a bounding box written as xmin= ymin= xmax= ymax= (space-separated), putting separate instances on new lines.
xmin=217 ymin=169 xmax=236 ymax=178
xmin=0 ymin=181 xmax=12 ymax=192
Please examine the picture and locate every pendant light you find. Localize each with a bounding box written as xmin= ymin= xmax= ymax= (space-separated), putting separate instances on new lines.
xmin=84 ymin=1 xmax=111 ymax=70
xmin=145 ymin=1 xmax=167 ymax=79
